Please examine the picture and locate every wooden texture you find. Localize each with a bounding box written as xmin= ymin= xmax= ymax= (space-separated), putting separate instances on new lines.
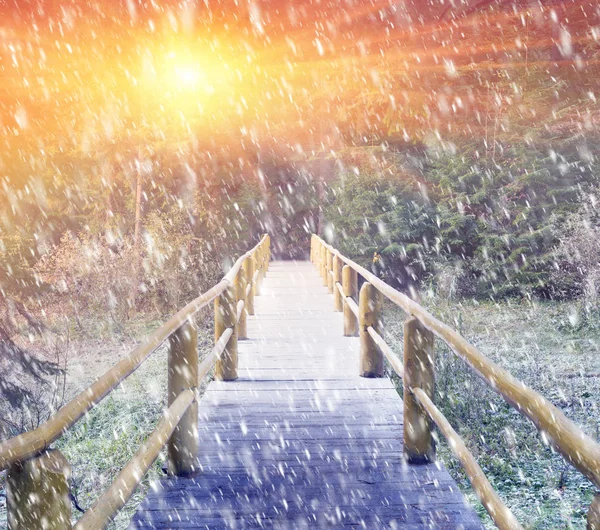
xmin=342 ymin=265 xmax=358 ymax=337
xmin=167 ymin=321 xmax=199 ymax=476
xmin=333 ymin=255 xmax=343 ymax=312
xmin=403 ymin=318 xmax=435 ymax=465
xmin=237 ymin=267 xmax=248 ymax=339
xmin=130 ymin=261 xmax=483 ymax=529
xmin=243 ymin=257 xmax=255 ymax=316
xmin=252 ymin=255 xmax=260 ymax=296
xmin=326 ymin=249 xmax=334 ymax=293
xmin=359 ymin=282 xmax=384 ymax=378
xmin=7 ymin=449 xmax=71 ymax=530
xmin=75 ymin=390 xmax=196 ymax=530
xmin=76 ymin=325 xmax=232 ymax=529
xmin=321 ymin=246 xmax=328 ymax=286
xmin=215 ymin=284 xmax=238 ymax=381
xmin=367 ymin=326 xmax=404 ymax=378
xmin=314 ymin=236 xmax=600 ymax=489
xmin=412 ymin=388 xmax=523 ymax=530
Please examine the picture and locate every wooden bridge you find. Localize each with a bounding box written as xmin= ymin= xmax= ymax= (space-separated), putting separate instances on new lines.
xmin=1 ymin=235 xmax=599 ymax=530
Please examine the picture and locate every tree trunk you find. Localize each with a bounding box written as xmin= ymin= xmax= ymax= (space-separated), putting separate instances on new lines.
xmin=129 ymin=158 xmax=143 ymax=314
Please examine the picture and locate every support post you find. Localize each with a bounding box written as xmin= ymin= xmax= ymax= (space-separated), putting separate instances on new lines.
xmin=167 ymin=319 xmax=199 ymax=476
xmin=342 ymin=265 xmax=358 ymax=337
xmin=7 ymin=449 xmax=72 ymax=530
xmin=326 ymin=249 xmax=334 ymax=294
xmin=359 ymin=281 xmax=384 ymax=377
xmin=255 ymin=247 xmax=262 ymax=294
xmin=265 ymin=236 xmax=270 ymax=269
xmin=260 ymin=243 xmax=266 ymax=280
xmin=403 ymin=317 xmax=436 ymax=464
xmin=321 ymin=245 xmax=328 ymax=286
xmin=589 ymin=494 xmax=600 ymax=530
xmin=215 ymin=283 xmax=238 ymax=381
xmin=244 ymin=257 xmax=255 ymax=316
xmin=314 ymin=238 xmax=320 ymax=268
xmin=250 ymin=250 xmax=260 ymax=296
xmin=237 ymin=265 xmax=248 ymax=340
xmin=333 ymin=255 xmax=343 ymax=312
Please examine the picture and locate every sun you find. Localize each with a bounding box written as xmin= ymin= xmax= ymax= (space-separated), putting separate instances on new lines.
xmin=147 ymin=50 xmax=221 ymax=97
xmin=173 ymin=64 xmax=203 ymax=89
xmin=168 ymin=53 xmax=216 ymax=94
xmin=137 ymin=46 xmax=241 ymax=119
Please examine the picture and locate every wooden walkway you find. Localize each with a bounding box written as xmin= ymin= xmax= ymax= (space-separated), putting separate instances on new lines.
xmin=130 ymin=261 xmax=483 ymax=529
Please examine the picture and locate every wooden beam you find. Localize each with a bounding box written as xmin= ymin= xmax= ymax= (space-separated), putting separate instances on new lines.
xmin=342 ymin=265 xmax=358 ymax=337
xmin=7 ymin=449 xmax=71 ymax=530
xmin=167 ymin=320 xmax=199 ymax=477
xmin=404 ymin=317 xmax=435 ymax=465
xmin=359 ymin=282 xmax=384 ymax=378
xmin=215 ymin=284 xmax=238 ymax=381
xmin=412 ymin=387 xmax=523 ymax=530
xmin=315 ymin=235 xmax=600 ymax=488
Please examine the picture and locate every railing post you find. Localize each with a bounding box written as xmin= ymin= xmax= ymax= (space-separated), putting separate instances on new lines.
xmin=403 ymin=317 xmax=436 ymax=464
xmin=255 ymin=247 xmax=262 ymax=294
xmin=265 ymin=235 xmax=270 ymax=269
xmin=326 ymin=249 xmax=334 ymax=294
xmin=314 ymin=238 xmax=320 ymax=270
xmin=244 ymin=257 xmax=255 ymax=316
xmin=215 ymin=283 xmax=238 ymax=381
xmin=359 ymin=281 xmax=384 ymax=377
xmin=237 ymin=264 xmax=248 ymax=340
xmin=260 ymin=242 xmax=266 ymax=281
xmin=7 ymin=449 xmax=72 ymax=530
xmin=251 ymin=253 xmax=260 ymax=297
xmin=589 ymin=494 xmax=600 ymax=530
xmin=253 ymin=252 xmax=262 ymax=297
xmin=342 ymin=265 xmax=358 ymax=336
xmin=310 ymin=235 xmax=315 ymax=263
xmin=263 ymin=239 xmax=269 ymax=277
xmin=167 ymin=319 xmax=199 ymax=476
xmin=333 ymin=255 xmax=343 ymax=312
xmin=266 ymin=234 xmax=271 ymax=264
xmin=321 ymin=245 xmax=328 ymax=286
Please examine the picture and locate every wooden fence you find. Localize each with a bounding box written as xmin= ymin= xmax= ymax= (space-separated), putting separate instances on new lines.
xmin=0 ymin=235 xmax=271 ymax=530
xmin=311 ymin=234 xmax=600 ymax=530
xmin=2 ymin=232 xmax=599 ymax=530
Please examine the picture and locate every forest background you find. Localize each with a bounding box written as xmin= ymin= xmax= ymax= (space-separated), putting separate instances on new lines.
xmin=1 ymin=0 xmax=600 ymax=527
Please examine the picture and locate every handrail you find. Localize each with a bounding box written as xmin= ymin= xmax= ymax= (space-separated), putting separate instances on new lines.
xmin=0 ymin=235 xmax=267 ymax=471
xmin=2 ymin=234 xmax=270 ymax=529
xmin=236 ymin=300 xmax=245 ymax=324
xmin=346 ymin=297 xmax=359 ymax=318
xmin=313 ymin=235 xmax=600 ymax=488
xmin=74 ymin=326 xmax=235 ymax=529
xmin=73 ymin=389 xmax=197 ymax=530
xmin=311 ymin=233 xmax=600 ymax=529
xmin=411 ymin=388 xmax=524 ymax=530
xmin=367 ymin=326 xmax=403 ymax=378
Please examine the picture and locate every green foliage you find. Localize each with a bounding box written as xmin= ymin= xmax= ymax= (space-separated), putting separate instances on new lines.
xmin=323 ymin=128 xmax=600 ymax=300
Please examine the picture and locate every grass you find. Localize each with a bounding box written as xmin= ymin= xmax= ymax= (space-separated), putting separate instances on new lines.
xmin=383 ymin=297 xmax=600 ymax=529
xmin=1 ymin=298 xmax=599 ymax=528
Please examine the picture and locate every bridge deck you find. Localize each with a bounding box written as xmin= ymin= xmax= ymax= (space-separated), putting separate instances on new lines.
xmin=130 ymin=261 xmax=483 ymax=529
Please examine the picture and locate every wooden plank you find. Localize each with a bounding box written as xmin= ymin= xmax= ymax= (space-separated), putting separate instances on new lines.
xmin=129 ymin=261 xmax=483 ymax=529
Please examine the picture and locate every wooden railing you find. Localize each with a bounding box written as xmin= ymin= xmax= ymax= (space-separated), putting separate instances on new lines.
xmin=0 ymin=235 xmax=271 ymax=530
xmin=311 ymin=234 xmax=600 ymax=530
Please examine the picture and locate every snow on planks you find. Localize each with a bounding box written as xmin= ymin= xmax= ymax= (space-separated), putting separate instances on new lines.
xmin=130 ymin=261 xmax=483 ymax=529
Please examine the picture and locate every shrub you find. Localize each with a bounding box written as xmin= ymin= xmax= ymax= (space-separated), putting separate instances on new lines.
xmin=551 ymin=191 xmax=600 ymax=305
